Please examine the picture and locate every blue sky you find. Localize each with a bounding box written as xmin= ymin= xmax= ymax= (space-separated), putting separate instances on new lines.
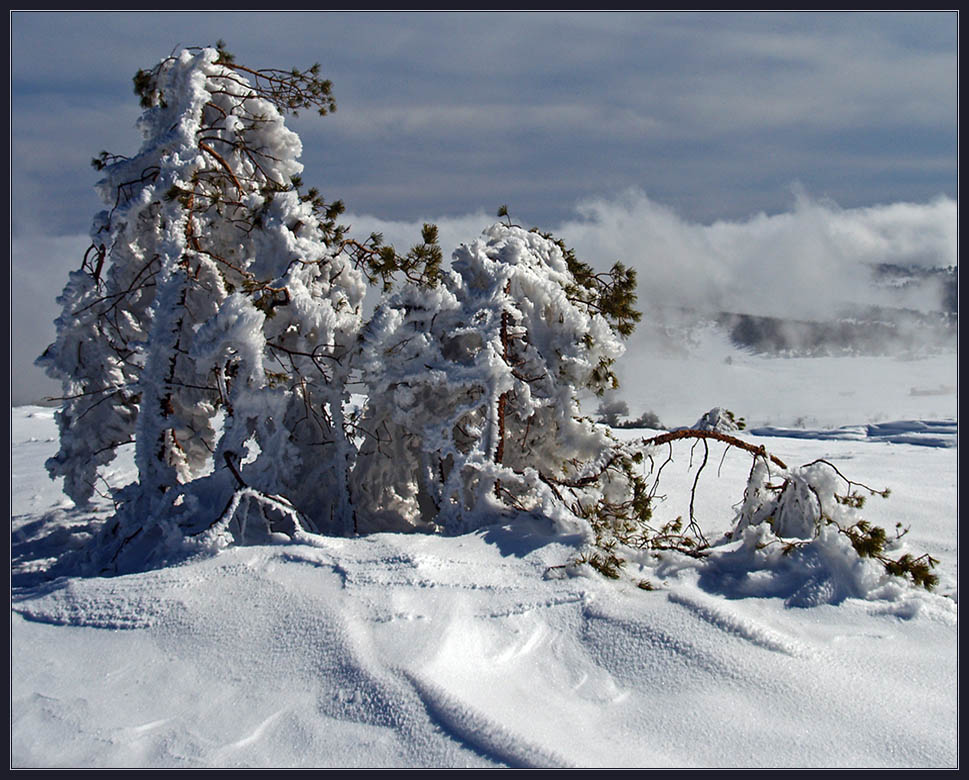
xmin=11 ymin=11 xmax=957 ymax=232
xmin=9 ymin=11 xmax=958 ymax=403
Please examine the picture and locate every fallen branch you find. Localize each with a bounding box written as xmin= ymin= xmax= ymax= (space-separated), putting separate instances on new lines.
xmin=641 ymin=429 xmax=787 ymax=470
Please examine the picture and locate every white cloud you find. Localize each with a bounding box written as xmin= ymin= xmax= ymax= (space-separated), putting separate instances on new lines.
xmin=556 ymin=188 xmax=956 ymax=320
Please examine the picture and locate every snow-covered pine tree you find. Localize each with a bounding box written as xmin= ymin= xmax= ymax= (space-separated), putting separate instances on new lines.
xmin=40 ymin=44 xmax=367 ymax=567
xmin=352 ymin=218 xmax=644 ymax=536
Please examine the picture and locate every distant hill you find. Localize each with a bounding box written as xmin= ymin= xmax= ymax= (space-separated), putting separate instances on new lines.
xmin=716 ymin=307 xmax=956 ymax=357
xmin=719 ymin=264 xmax=956 ymax=357
xmin=870 ymin=263 xmax=957 ymax=315
xmin=638 ymin=265 xmax=957 ymax=359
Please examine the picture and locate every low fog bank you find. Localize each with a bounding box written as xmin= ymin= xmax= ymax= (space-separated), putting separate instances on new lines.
xmin=558 ymin=188 xmax=955 ymax=322
xmin=12 ymin=190 xmax=956 ymax=405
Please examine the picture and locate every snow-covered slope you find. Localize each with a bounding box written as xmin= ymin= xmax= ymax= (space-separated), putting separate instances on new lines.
xmin=10 ymin=347 xmax=958 ymax=768
xmin=615 ymin=325 xmax=957 ymax=431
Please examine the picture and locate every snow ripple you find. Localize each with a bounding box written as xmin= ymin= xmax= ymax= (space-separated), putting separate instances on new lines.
xmin=750 ymin=419 xmax=956 ymax=448
xmin=667 ymin=589 xmax=808 ymax=657
xmin=404 ymin=671 xmax=575 ymax=769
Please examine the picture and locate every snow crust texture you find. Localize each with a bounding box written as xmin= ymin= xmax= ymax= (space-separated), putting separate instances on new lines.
xmin=11 ymin=528 xmax=957 ymax=768
xmin=11 ymin=405 xmax=957 ymax=768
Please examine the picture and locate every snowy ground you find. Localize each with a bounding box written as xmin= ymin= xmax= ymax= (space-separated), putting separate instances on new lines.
xmin=10 ymin=343 xmax=958 ymax=768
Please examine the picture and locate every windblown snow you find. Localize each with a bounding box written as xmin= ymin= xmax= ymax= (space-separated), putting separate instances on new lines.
xmin=10 ymin=347 xmax=957 ymax=768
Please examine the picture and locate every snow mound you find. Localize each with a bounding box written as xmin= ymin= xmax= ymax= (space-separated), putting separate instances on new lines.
xmin=12 ymin=530 xmax=957 ymax=768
